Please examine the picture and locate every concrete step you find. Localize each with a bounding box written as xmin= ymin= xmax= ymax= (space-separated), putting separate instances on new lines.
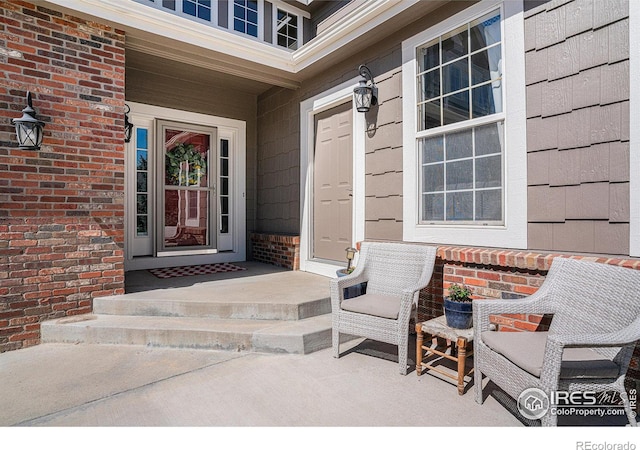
xmin=41 ymin=313 xmax=334 ymax=354
xmin=93 ymin=295 xmax=330 ymax=321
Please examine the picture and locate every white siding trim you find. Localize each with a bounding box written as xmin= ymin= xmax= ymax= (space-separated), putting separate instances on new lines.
xmin=630 ymin=1 xmax=640 ymax=257
xmin=300 ymin=80 xmax=365 ymax=277
xmin=401 ymin=0 xmax=527 ymax=249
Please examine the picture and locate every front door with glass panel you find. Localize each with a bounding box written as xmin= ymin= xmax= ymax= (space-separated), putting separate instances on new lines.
xmin=157 ymin=120 xmax=217 ymax=256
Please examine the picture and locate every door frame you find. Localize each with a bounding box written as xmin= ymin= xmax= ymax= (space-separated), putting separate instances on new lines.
xmin=124 ymin=102 xmax=246 ymax=271
xmin=300 ymin=78 xmax=365 ymax=277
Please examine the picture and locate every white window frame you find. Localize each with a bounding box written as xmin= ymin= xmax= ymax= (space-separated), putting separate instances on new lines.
xmin=630 ymin=0 xmax=640 ymax=257
xmin=229 ymin=0 xmax=264 ymax=41
xmin=146 ymin=0 xmax=217 ymax=26
xmin=402 ymin=0 xmax=527 ymax=249
xmin=273 ymin=5 xmax=301 ymax=50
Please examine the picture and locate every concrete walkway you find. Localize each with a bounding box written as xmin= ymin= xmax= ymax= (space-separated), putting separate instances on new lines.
xmin=2 ymin=263 xmax=633 ymax=440
xmin=2 ymin=339 xmax=522 ymax=427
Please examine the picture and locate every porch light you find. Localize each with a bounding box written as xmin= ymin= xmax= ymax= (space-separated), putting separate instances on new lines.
xmin=345 ymin=246 xmax=357 ymax=272
xmin=12 ymin=91 xmax=45 ymax=150
xmin=124 ymin=104 xmax=134 ymax=143
xmin=353 ymin=64 xmax=377 ymax=113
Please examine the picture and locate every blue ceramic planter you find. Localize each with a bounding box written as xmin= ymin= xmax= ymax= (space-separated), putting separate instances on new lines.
xmin=444 ymin=297 xmax=473 ymax=329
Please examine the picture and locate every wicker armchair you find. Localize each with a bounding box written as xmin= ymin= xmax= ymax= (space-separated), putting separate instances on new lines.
xmin=473 ymin=257 xmax=640 ymax=426
xmin=330 ymin=242 xmax=437 ymax=375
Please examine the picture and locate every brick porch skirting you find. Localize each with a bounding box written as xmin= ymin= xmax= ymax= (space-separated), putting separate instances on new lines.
xmin=250 ymin=233 xmax=300 ymax=270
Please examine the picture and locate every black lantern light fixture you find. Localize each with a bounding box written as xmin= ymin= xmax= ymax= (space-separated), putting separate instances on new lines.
xmin=345 ymin=246 xmax=357 ymax=272
xmin=12 ymin=91 xmax=45 ymax=150
xmin=124 ymin=103 xmax=134 ymax=143
xmin=353 ymin=64 xmax=377 ymax=113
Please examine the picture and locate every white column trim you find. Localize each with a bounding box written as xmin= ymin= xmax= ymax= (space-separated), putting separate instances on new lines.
xmin=630 ymin=1 xmax=640 ymax=257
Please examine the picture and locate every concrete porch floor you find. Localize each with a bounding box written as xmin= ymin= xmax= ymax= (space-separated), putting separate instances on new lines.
xmin=2 ymin=262 xmax=634 ymax=438
xmin=123 ymin=260 xmax=309 ymax=294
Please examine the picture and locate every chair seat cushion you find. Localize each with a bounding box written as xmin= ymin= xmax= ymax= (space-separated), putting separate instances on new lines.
xmin=340 ymin=293 xmax=401 ymax=319
xmin=481 ymin=331 xmax=620 ymax=379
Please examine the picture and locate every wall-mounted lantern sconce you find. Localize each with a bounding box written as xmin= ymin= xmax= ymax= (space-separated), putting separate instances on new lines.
xmin=124 ymin=104 xmax=134 ymax=143
xmin=12 ymin=91 xmax=45 ymax=150
xmin=353 ymin=64 xmax=378 ymax=113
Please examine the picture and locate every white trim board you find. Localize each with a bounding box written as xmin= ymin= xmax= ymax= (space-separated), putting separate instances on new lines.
xmin=299 ymin=79 xmax=366 ymax=277
xmin=630 ymin=0 xmax=640 ymax=257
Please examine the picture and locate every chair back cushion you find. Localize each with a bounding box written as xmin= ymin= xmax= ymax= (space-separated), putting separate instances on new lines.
xmin=360 ymin=242 xmax=436 ymax=297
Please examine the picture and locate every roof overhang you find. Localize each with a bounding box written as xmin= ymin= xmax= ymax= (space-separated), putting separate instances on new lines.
xmin=43 ymin=0 xmax=447 ymax=90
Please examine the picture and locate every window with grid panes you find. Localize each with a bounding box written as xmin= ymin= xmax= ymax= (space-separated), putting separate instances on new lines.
xmin=233 ymin=0 xmax=259 ymax=37
xmin=416 ymin=9 xmax=504 ymax=224
xmin=276 ymin=9 xmax=298 ymax=50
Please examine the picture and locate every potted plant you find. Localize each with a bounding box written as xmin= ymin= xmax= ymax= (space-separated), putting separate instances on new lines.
xmin=443 ymin=283 xmax=473 ymax=329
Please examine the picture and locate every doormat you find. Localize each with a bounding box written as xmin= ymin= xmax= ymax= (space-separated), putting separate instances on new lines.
xmin=148 ymin=263 xmax=247 ymax=279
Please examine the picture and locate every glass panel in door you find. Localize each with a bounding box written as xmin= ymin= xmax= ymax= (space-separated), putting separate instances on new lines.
xmin=158 ymin=120 xmax=217 ymax=254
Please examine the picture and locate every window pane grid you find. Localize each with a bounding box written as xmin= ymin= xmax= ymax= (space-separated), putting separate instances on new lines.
xmin=135 ymin=128 xmax=149 ymax=236
xmin=183 ymin=0 xmax=211 ymax=21
xmin=234 ymin=0 xmax=259 ymax=37
xmin=219 ymin=139 xmax=230 ymax=234
xmin=416 ymin=10 xmax=502 ymax=131
xmin=277 ymin=9 xmax=298 ymax=50
xmin=419 ymin=121 xmax=503 ymax=224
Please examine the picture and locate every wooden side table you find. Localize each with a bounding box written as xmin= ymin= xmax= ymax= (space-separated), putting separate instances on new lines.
xmin=415 ymin=315 xmax=474 ymax=395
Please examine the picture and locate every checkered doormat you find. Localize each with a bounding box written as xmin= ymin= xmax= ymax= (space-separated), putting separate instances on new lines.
xmin=148 ymin=263 xmax=247 ymax=279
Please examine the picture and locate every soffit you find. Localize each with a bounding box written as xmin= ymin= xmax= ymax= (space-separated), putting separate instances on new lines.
xmin=44 ymin=0 xmax=302 ymax=90
xmin=44 ymin=0 xmax=451 ymax=91
xmin=124 ymin=29 xmax=300 ymax=90
xmin=126 ymin=49 xmax=274 ymax=96
xmin=295 ymin=0 xmax=450 ymax=79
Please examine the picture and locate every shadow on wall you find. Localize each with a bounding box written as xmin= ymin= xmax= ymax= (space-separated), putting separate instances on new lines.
xmin=365 ymin=103 xmax=379 ymax=138
xmin=524 ymin=0 xmax=550 ymax=12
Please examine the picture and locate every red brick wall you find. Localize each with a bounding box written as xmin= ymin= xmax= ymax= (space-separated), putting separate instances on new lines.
xmin=250 ymin=233 xmax=300 ymax=270
xmin=0 ymin=1 xmax=125 ymax=352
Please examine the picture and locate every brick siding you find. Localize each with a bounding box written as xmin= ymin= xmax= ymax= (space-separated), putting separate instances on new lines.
xmin=0 ymin=1 xmax=125 ymax=352
xmin=250 ymin=232 xmax=300 ymax=270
